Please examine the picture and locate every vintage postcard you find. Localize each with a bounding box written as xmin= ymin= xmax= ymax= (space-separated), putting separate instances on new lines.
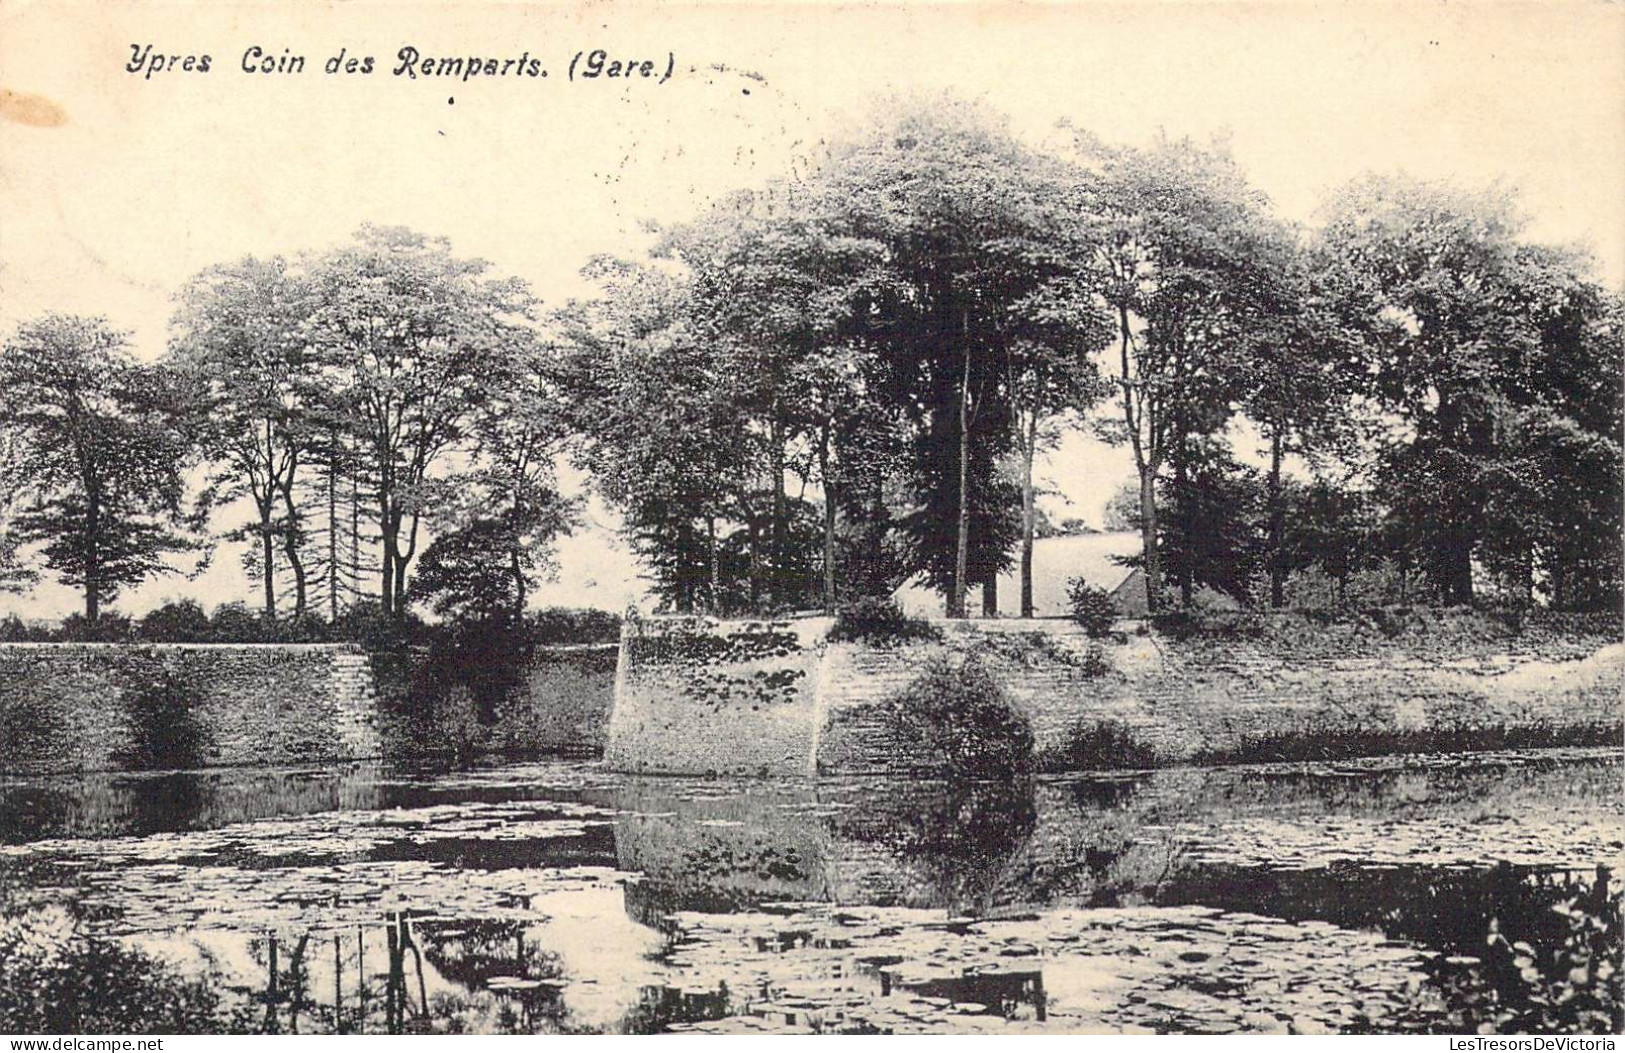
xmin=0 ymin=0 xmax=1621 ymax=1040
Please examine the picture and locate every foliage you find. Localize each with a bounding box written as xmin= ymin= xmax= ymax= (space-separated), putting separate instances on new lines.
xmin=1064 ymin=579 xmax=1118 ymax=637
xmin=408 ymin=502 xmax=577 ymax=624
xmin=136 ymin=600 xmax=212 ymax=643
xmin=1428 ymin=880 xmax=1622 ymax=1034
xmin=0 ymin=315 xmax=203 ymax=622
xmin=1077 ymin=130 xmax=1290 ymax=613
xmin=58 ymin=611 xmax=134 ymax=642
xmin=0 ymin=903 xmax=237 ymax=1034
xmin=1046 ymin=718 xmax=1162 ymax=772
xmin=170 ymin=255 xmax=321 ymax=619
xmin=871 ymin=656 xmax=1035 ymax=778
xmin=113 ymin=663 xmax=212 ymax=770
xmin=528 ymin=606 xmax=622 ymax=645
xmin=300 ymin=225 xmax=542 ymax=617
xmin=827 ymin=595 xmax=942 ymax=647
xmin=1317 ymin=175 xmax=1623 ymax=609
xmin=1 ymin=106 xmax=1620 ymax=629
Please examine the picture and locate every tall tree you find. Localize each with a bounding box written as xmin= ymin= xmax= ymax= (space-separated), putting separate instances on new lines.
xmin=553 ymin=256 xmax=754 ymax=613
xmin=302 ymin=226 xmax=538 ymax=617
xmin=1234 ymin=232 xmax=1370 ymax=607
xmin=1000 ymin=275 xmax=1113 ymax=617
xmin=1077 ymin=131 xmax=1282 ymax=611
xmin=169 ymin=255 xmax=319 ymax=619
xmin=0 ymin=315 xmax=200 ymax=620
xmin=654 ymin=191 xmax=881 ymax=612
xmin=819 ymin=96 xmax=1077 ymax=617
xmin=1316 ymin=175 xmax=1622 ymax=606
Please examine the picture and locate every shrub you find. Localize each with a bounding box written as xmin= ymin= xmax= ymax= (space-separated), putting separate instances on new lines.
xmin=0 ymin=615 xmax=51 ymax=642
xmin=827 ymin=596 xmax=941 ymax=647
xmin=1427 ymin=879 xmax=1622 ymax=1034
xmin=528 ymin=607 xmax=622 ymax=645
xmin=1045 ymin=718 xmax=1162 ymax=772
xmin=205 ymin=602 xmax=267 ymax=643
xmin=0 ymin=899 xmax=239 ymax=1033
xmin=59 ymin=612 xmax=133 ymax=642
xmin=114 ymin=663 xmax=212 ymax=770
xmin=1064 ymin=579 xmax=1118 ymax=637
xmin=872 ymin=656 xmax=1034 ymax=778
xmin=329 ymin=600 xmax=424 ymax=651
xmin=137 ymin=600 xmax=211 ymax=643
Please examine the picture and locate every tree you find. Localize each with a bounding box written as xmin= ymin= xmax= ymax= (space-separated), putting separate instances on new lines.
xmin=1235 ymin=231 xmax=1369 ymax=607
xmin=820 ymin=96 xmax=1085 ymax=616
xmin=433 ymin=329 xmax=580 ymax=619
xmin=1316 ymin=175 xmax=1623 ymax=606
xmin=1001 ymin=280 xmax=1113 ymax=617
xmin=302 ymin=226 xmax=538 ymax=617
xmin=1101 ymin=480 xmax=1140 ymax=532
xmin=169 ymin=255 xmax=319 ymax=619
xmin=653 ymin=191 xmax=882 ymax=612
xmin=554 ymin=256 xmax=755 ymax=613
xmin=1077 ymin=131 xmax=1283 ymax=611
xmin=0 ymin=315 xmax=200 ymax=620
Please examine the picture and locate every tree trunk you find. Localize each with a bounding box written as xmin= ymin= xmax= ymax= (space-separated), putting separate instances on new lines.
xmin=261 ymin=507 xmax=278 ymax=620
xmin=393 ymin=551 xmax=410 ymax=618
xmin=278 ymin=484 xmax=307 ymax=616
xmin=1268 ymin=426 xmax=1285 ymax=609
xmin=511 ymin=546 xmax=526 ymax=620
xmin=1139 ymin=470 xmax=1161 ymax=613
xmin=747 ymin=508 xmax=762 ymax=613
xmin=327 ymin=459 xmax=339 ymax=622
xmin=982 ymin=574 xmax=998 ymax=617
xmin=84 ymin=491 xmax=100 ymax=623
xmin=1020 ymin=416 xmax=1037 ymax=619
xmin=707 ymin=515 xmax=719 ymax=614
xmin=950 ymin=335 xmax=971 ymax=619
xmin=379 ymin=500 xmax=396 ymax=616
xmin=818 ymin=431 xmax=837 ymax=615
xmin=1173 ymin=448 xmax=1193 ymax=607
xmin=771 ymin=415 xmax=787 ymax=606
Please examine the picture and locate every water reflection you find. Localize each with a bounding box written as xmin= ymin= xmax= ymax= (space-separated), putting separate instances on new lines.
xmin=613 ymin=777 xmax=1039 ymax=917
xmin=0 ymin=750 xmax=1619 ymax=1034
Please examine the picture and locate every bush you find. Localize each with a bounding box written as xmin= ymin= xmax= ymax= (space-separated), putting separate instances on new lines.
xmin=113 ymin=663 xmax=212 ymax=770
xmin=871 ymin=656 xmax=1034 ymax=778
xmin=204 ymin=602 xmax=267 ymax=643
xmin=1428 ymin=878 xmax=1622 ymax=1034
xmin=59 ymin=612 xmax=133 ymax=642
xmin=528 ymin=607 xmax=622 ymax=645
xmin=328 ymin=600 xmax=424 ymax=650
xmin=1046 ymin=718 xmax=1162 ymax=772
xmin=1065 ymin=579 xmax=1118 ymax=637
xmin=137 ymin=600 xmax=211 ymax=643
xmin=0 ymin=901 xmax=238 ymax=1033
xmin=827 ymin=596 xmax=942 ymax=647
xmin=0 ymin=615 xmax=52 ymax=642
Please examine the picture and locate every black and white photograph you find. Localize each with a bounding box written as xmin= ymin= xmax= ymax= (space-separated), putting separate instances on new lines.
xmin=0 ymin=0 xmax=1621 ymax=1040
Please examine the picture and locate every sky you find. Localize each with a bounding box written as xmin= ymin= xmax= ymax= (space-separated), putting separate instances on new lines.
xmin=1 ymin=0 xmax=1622 ymax=618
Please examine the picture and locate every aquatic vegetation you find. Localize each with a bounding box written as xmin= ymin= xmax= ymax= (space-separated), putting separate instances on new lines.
xmin=0 ymin=751 xmax=1617 ymax=1034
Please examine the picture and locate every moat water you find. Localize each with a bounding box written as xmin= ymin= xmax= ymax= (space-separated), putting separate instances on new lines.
xmin=1 ymin=749 xmax=1619 ymax=1034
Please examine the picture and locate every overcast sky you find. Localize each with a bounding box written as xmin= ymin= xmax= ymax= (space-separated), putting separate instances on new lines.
xmin=2 ymin=0 xmax=1621 ymax=618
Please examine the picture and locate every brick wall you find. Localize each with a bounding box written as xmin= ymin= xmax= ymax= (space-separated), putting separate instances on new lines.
xmin=0 ymin=643 xmax=382 ymax=774
xmin=490 ymin=644 xmax=619 ymax=754
xmin=605 ymin=613 xmax=1624 ymax=776
xmin=604 ymin=615 xmax=833 ymax=776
